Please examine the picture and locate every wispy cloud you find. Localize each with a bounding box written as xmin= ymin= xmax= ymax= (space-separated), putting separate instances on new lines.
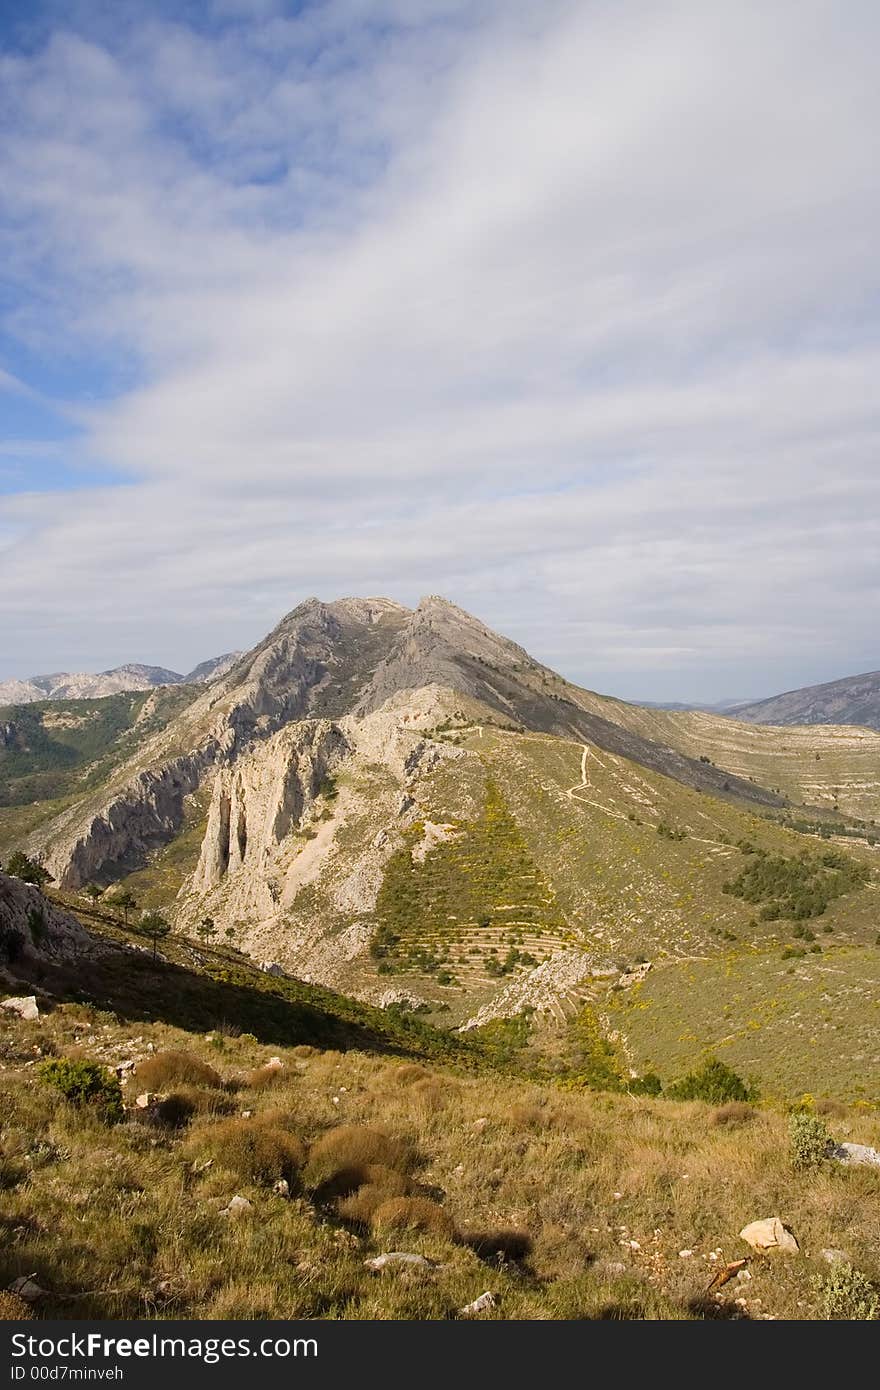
xmin=0 ymin=0 xmax=878 ymax=697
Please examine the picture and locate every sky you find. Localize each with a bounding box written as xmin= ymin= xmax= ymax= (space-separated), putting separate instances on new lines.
xmin=0 ymin=0 xmax=878 ymax=702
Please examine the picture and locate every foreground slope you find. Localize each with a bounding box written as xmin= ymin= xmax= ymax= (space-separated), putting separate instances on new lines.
xmin=2 ymin=886 xmax=879 ymax=1322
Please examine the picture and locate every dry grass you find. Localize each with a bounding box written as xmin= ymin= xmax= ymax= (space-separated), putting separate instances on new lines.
xmin=509 ymin=1103 xmax=549 ymax=1129
xmin=815 ymin=1099 xmax=848 ymax=1119
xmin=151 ymin=1087 xmax=235 ymax=1128
xmin=304 ymin=1124 xmax=417 ymax=1187
xmin=136 ymin=1050 xmax=224 ymax=1091
xmin=712 ymin=1102 xmax=756 ymax=1128
xmin=238 ymin=1063 xmax=285 ymax=1090
xmin=371 ymin=1196 xmax=457 ymax=1240
xmin=336 ymin=1167 xmax=412 ymax=1225
xmin=1 ymin=1001 xmax=879 ymax=1320
xmin=0 ymin=1290 xmax=32 ymax=1319
xmin=389 ymin=1064 xmax=431 ymax=1086
xmin=189 ymin=1117 xmax=306 ymax=1186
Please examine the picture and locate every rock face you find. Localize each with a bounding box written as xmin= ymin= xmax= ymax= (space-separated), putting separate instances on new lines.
xmin=0 ymin=873 xmax=93 ymax=964
xmin=43 ymin=743 xmax=221 ymax=889
xmin=194 ymin=721 xmax=350 ymax=891
xmin=460 ymin=949 xmax=600 ymax=1030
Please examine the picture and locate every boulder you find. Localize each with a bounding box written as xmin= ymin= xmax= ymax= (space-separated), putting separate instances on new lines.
xmin=8 ymin=1275 xmax=46 ymax=1303
xmin=821 ymin=1248 xmax=850 ymax=1265
xmin=739 ymin=1218 xmax=799 ymax=1254
xmin=829 ymin=1142 xmax=880 ymax=1168
xmin=1 ymin=995 xmax=39 ymax=1021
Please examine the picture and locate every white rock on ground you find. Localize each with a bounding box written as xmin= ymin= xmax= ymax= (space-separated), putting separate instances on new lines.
xmin=739 ymin=1218 xmax=799 ymax=1254
xmin=1 ymin=995 xmax=39 ymax=1021
xmin=364 ymin=1253 xmax=435 ymax=1273
xmin=829 ymin=1142 xmax=880 ymax=1168
xmin=458 ymin=1291 xmax=497 ymax=1316
xmin=220 ymin=1195 xmax=253 ymax=1217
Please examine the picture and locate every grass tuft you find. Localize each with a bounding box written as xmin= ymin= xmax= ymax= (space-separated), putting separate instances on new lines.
xmin=136 ymin=1051 xmax=224 ymax=1091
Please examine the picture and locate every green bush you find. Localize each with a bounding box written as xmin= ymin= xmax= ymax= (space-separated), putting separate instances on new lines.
xmin=789 ymin=1111 xmax=832 ymax=1171
xmin=723 ymin=846 xmax=868 ymax=921
xmin=38 ymin=1058 xmax=124 ymax=1123
xmin=666 ymin=1056 xmax=756 ymax=1104
xmin=813 ymin=1263 xmax=879 ymax=1320
xmin=628 ymin=1072 xmax=662 ymax=1096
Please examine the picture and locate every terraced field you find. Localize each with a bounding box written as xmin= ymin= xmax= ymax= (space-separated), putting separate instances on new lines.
xmin=373 ymin=777 xmax=573 ymax=992
xmin=470 ymin=729 xmax=878 ymax=962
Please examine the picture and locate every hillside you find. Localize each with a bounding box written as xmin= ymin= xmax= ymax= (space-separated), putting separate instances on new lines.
xmin=2 ymin=881 xmax=879 ymax=1322
xmin=734 ymin=670 xmax=880 ymax=732
xmin=1 ymin=596 xmax=879 ymax=1098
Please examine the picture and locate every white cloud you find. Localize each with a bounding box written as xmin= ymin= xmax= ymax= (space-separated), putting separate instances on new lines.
xmin=0 ymin=0 xmax=878 ymax=698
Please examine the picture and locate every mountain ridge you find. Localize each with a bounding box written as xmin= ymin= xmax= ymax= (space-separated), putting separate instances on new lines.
xmin=733 ymin=667 xmax=880 ymax=731
xmin=0 ymin=652 xmax=242 ymax=706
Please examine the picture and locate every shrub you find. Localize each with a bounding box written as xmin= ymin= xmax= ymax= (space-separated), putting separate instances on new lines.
xmin=152 ymin=1087 xmax=234 ymax=1128
xmin=136 ymin=1050 xmax=224 ymax=1091
xmin=666 ymin=1057 xmax=756 ymax=1104
xmin=711 ymin=1101 xmax=755 ymax=1127
xmin=813 ymin=1263 xmax=879 ymax=1320
xmin=371 ymin=1195 xmax=456 ymax=1239
xmin=390 ymin=1064 xmax=430 ymax=1087
xmin=409 ymin=1078 xmax=454 ymax=1111
xmin=250 ymin=1108 xmax=299 ymax=1133
xmin=465 ymin=1229 xmax=533 ymax=1263
xmin=194 ymin=1118 xmax=305 ymax=1185
xmin=240 ymin=1062 xmax=285 ymax=1090
xmin=38 ymin=1058 xmax=123 ymax=1123
xmin=336 ymin=1166 xmax=412 ymax=1224
xmin=304 ymin=1125 xmax=416 ymax=1187
xmin=789 ymin=1112 xmax=832 ymax=1171
xmin=628 ymin=1073 xmax=662 ymax=1097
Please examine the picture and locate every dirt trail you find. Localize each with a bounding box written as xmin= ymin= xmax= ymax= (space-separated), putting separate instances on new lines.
xmin=564 ymin=743 xmax=631 ymax=821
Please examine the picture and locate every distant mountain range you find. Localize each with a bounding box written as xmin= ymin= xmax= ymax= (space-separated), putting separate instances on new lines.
xmin=733 ymin=669 xmax=880 ymax=731
xmin=641 ymin=672 xmax=880 ymax=731
xmin=0 ymin=652 xmax=241 ymax=706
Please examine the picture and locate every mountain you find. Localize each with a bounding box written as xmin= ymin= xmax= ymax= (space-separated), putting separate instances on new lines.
xmin=2 ymin=595 xmax=878 ymax=1098
xmin=0 ymin=652 xmax=243 ymax=706
xmin=733 ymin=669 xmax=880 ymax=731
xmin=183 ymin=651 xmax=242 ymax=684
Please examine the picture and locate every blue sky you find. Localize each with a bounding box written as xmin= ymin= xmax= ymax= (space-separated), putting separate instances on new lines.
xmin=1 ymin=0 xmax=878 ymax=699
